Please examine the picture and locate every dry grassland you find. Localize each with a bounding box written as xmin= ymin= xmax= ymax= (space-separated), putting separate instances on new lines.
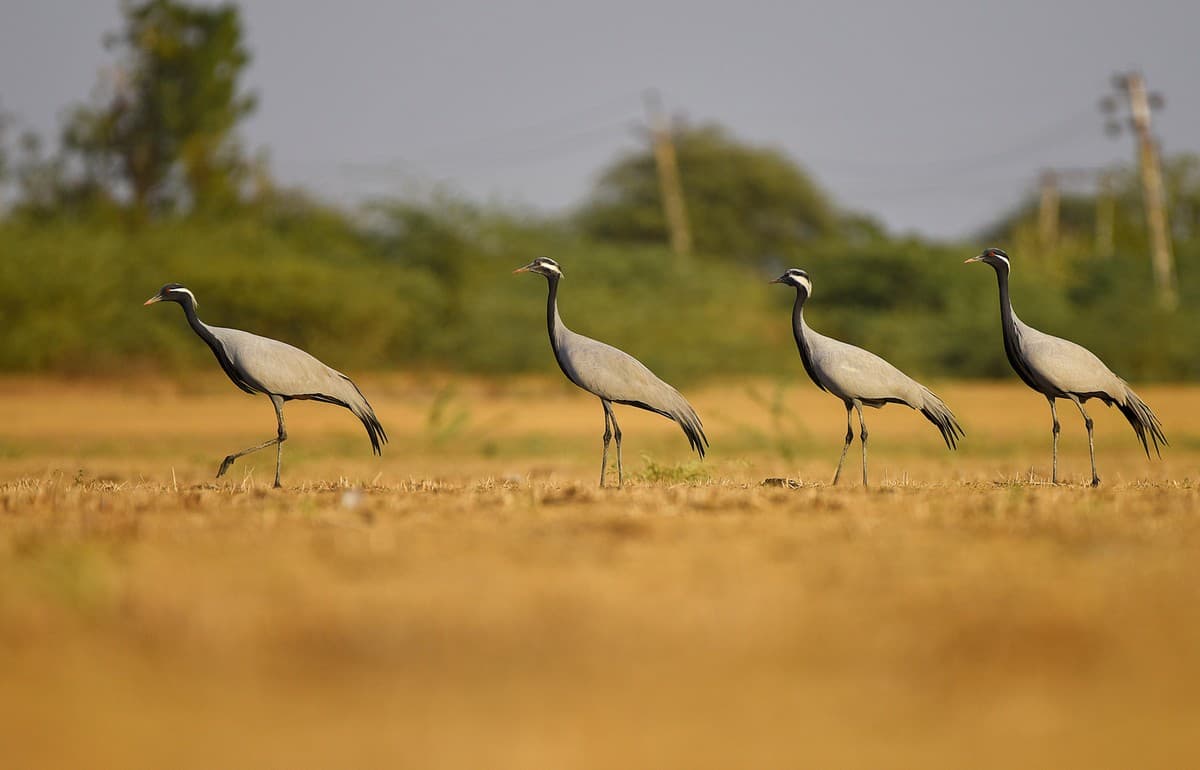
xmin=0 ymin=376 xmax=1198 ymax=768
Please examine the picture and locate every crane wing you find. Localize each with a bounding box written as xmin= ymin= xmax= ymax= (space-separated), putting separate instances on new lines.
xmin=554 ymin=329 xmax=708 ymax=457
xmin=803 ymin=329 xmax=924 ymax=406
xmin=207 ymin=326 xmax=387 ymax=453
xmin=1014 ymin=323 xmax=1125 ymax=397
xmin=208 ymin=327 xmax=349 ymax=397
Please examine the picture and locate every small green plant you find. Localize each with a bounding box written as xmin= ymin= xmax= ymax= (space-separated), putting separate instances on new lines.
xmin=742 ymin=380 xmax=811 ymax=461
xmin=636 ymin=456 xmax=711 ymax=484
xmin=425 ymin=385 xmax=472 ymax=448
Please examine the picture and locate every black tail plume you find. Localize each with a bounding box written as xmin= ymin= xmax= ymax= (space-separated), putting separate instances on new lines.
xmin=1116 ymin=387 xmax=1166 ymax=459
xmin=324 ymin=376 xmax=389 ymax=456
xmin=919 ymin=390 xmax=964 ymax=450
xmin=675 ymin=408 xmax=709 ymax=460
xmin=358 ymin=407 xmax=388 ymax=456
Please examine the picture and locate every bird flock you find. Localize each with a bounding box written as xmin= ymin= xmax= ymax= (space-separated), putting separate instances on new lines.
xmin=146 ymin=247 xmax=1166 ymax=489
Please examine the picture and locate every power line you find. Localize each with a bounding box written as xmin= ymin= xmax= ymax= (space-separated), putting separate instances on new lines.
xmin=801 ymin=107 xmax=1099 ymax=181
xmin=835 ymin=172 xmax=1035 ymax=202
xmin=838 ymin=161 xmax=1115 ymax=204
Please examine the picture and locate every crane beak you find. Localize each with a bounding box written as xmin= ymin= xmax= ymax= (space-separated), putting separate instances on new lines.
xmin=512 ymin=264 xmax=533 ymax=274
xmin=963 ymin=255 xmax=983 ymax=264
xmin=768 ymin=277 xmax=784 ymax=284
xmin=143 ymin=294 xmax=162 ymax=306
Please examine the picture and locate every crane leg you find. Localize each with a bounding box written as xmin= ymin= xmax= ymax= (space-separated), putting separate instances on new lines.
xmin=217 ymin=395 xmax=288 ymax=488
xmin=832 ymin=402 xmax=854 ymax=485
xmin=854 ymin=401 xmax=869 ymax=488
xmin=1068 ymin=396 xmax=1100 ymax=487
xmin=607 ymin=405 xmax=624 ymax=487
xmin=273 ymin=397 xmax=287 ymax=488
xmin=599 ymin=400 xmax=613 ymax=488
xmin=1047 ymin=397 xmax=1061 ymax=484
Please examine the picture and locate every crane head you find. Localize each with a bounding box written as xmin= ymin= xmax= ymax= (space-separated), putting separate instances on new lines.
xmin=144 ymin=283 xmax=199 ymax=309
xmin=770 ymin=268 xmax=812 ymax=296
xmin=964 ymin=248 xmax=1010 ymax=270
xmin=513 ymin=257 xmax=563 ymax=278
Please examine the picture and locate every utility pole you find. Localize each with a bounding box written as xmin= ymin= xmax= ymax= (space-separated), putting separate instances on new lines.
xmin=1037 ymin=169 xmax=1059 ymax=251
xmin=1103 ymin=72 xmax=1176 ymax=309
xmin=643 ymin=89 xmax=692 ymax=259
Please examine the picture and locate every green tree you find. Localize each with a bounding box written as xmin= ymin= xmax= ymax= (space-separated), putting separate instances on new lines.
xmin=11 ymin=132 xmax=101 ymax=220
xmin=577 ymin=123 xmax=839 ymax=264
xmin=1164 ymin=153 xmax=1200 ymax=242
xmin=62 ymin=0 xmax=256 ymax=216
xmin=977 ymin=192 xmax=1110 ymax=246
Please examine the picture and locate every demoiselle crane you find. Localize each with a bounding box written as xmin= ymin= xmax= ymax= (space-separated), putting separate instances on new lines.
xmin=965 ymin=248 xmax=1165 ymax=485
xmin=144 ymin=283 xmax=386 ymax=487
xmin=513 ymin=257 xmax=707 ymax=487
xmin=771 ymin=268 xmax=963 ymax=486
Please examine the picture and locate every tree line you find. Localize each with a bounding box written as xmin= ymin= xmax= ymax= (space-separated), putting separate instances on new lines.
xmin=0 ymin=0 xmax=1196 ymax=382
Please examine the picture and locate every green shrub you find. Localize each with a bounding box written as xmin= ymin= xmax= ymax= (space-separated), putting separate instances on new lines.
xmin=0 ymin=206 xmax=1196 ymax=382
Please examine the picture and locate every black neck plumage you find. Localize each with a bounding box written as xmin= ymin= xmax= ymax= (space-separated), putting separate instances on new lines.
xmin=177 ymin=299 xmax=256 ymax=394
xmin=991 ymin=264 xmax=1040 ymax=390
xmin=543 ymin=273 xmax=575 ymax=383
xmin=790 ymin=289 xmax=825 ymax=392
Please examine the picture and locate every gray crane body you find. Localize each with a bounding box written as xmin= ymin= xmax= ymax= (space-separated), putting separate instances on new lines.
xmin=515 ymin=257 xmax=707 ymax=487
xmin=209 ymin=325 xmax=377 ymax=411
xmin=145 ymin=284 xmax=386 ymax=487
xmin=966 ymin=248 xmax=1165 ymax=485
xmin=549 ymin=306 xmax=705 ymax=443
xmin=1001 ymin=316 xmax=1126 ymax=400
xmin=773 ymin=269 xmax=962 ymax=486
xmin=795 ymin=322 xmax=942 ymax=411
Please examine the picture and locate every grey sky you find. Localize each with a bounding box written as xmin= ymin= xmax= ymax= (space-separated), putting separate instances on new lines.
xmin=2 ymin=0 xmax=1198 ymax=238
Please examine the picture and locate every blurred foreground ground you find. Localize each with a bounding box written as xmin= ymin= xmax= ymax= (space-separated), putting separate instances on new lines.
xmin=0 ymin=376 xmax=1198 ymax=768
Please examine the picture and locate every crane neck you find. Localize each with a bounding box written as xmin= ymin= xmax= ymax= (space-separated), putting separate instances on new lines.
xmin=546 ymin=273 xmax=563 ymax=336
xmin=542 ymin=273 xmax=585 ymax=386
xmin=790 ymin=289 xmax=810 ymax=343
xmin=987 ymin=261 xmax=1046 ymax=391
xmin=173 ymin=298 xmax=261 ymax=394
xmin=788 ymin=289 xmax=826 ymax=391
xmin=790 ymin=290 xmax=815 ymax=359
xmin=992 ymin=264 xmax=1020 ymax=337
xmin=178 ymin=299 xmax=222 ymax=356
xmin=544 ymin=273 xmax=569 ymax=359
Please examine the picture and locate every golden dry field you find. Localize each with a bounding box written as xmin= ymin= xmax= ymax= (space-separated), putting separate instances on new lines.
xmin=1 ymin=375 xmax=1198 ymax=768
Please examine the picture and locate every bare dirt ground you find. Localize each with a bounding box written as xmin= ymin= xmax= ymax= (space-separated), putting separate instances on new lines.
xmin=0 ymin=376 xmax=1197 ymax=768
